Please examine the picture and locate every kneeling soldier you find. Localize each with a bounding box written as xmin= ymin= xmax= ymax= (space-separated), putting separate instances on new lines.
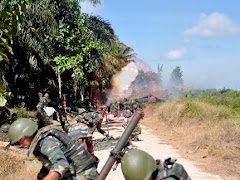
xmin=8 ymin=118 xmax=98 ymax=180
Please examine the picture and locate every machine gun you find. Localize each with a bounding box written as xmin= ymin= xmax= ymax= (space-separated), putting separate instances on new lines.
xmin=97 ymin=110 xmax=143 ymax=180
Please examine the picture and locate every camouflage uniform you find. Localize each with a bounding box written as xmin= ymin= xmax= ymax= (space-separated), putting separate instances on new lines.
xmin=82 ymin=112 xmax=105 ymax=135
xmin=28 ymin=125 xmax=97 ymax=180
xmin=36 ymin=94 xmax=51 ymax=112
xmin=123 ymin=109 xmax=132 ymax=118
xmin=155 ymin=159 xmax=191 ymax=180
xmin=68 ymin=123 xmax=92 ymax=141
xmin=76 ymin=115 xmax=84 ymax=123
xmin=68 ymin=123 xmax=98 ymax=165
xmin=0 ymin=123 xmax=10 ymax=142
xmin=36 ymin=93 xmax=44 ymax=112
xmin=110 ymin=103 xmax=118 ymax=117
xmin=129 ymin=103 xmax=142 ymax=141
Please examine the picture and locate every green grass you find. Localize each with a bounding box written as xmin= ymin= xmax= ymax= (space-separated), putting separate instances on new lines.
xmin=184 ymin=89 xmax=240 ymax=119
xmin=10 ymin=102 xmax=36 ymax=118
xmin=184 ymin=101 xmax=204 ymax=118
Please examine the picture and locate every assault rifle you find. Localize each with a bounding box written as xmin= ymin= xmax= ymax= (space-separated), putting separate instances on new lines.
xmin=97 ymin=110 xmax=143 ymax=180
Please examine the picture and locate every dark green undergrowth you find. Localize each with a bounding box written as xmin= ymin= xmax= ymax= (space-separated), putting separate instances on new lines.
xmin=10 ymin=102 xmax=36 ymax=118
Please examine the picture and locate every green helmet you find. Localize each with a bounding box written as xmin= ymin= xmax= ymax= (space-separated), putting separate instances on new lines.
xmin=121 ymin=149 xmax=157 ymax=180
xmin=44 ymin=93 xmax=49 ymax=97
xmin=8 ymin=118 xmax=38 ymax=144
xmin=78 ymin=108 xmax=86 ymax=115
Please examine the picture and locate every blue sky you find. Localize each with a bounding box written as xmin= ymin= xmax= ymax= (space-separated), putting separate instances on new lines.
xmin=80 ymin=0 xmax=240 ymax=90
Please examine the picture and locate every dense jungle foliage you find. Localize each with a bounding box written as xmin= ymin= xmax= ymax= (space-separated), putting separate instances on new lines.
xmin=0 ymin=0 xmax=135 ymax=109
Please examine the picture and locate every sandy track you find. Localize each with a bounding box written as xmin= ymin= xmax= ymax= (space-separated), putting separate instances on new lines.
xmin=94 ymin=122 xmax=224 ymax=180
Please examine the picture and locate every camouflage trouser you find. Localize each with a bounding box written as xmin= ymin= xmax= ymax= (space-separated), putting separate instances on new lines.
xmin=156 ymin=163 xmax=191 ymax=180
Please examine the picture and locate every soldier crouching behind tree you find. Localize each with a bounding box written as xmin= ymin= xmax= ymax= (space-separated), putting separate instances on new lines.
xmin=8 ymin=118 xmax=98 ymax=180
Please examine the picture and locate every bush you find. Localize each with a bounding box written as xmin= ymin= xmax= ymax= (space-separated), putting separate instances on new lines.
xmin=10 ymin=102 xmax=36 ymax=118
xmin=185 ymin=89 xmax=240 ymax=118
xmin=184 ymin=101 xmax=203 ymax=118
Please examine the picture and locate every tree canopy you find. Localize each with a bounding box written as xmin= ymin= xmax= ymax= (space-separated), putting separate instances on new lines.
xmin=169 ymin=66 xmax=184 ymax=86
xmin=0 ymin=0 xmax=135 ymax=108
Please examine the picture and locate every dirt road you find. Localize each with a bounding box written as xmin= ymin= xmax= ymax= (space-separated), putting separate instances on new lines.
xmin=94 ymin=122 xmax=224 ymax=180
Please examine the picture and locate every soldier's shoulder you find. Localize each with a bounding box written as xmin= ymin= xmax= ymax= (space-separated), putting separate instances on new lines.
xmin=40 ymin=135 xmax=62 ymax=150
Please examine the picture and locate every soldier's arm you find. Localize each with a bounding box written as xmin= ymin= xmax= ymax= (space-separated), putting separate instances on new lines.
xmin=42 ymin=172 xmax=60 ymax=180
xmin=39 ymin=136 xmax=70 ymax=178
xmin=76 ymin=115 xmax=83 ymax=123
xmin=95 ymin=116 xmax=107 ymax=136
xmin=97 ymin=123 xmax=109 ymax=137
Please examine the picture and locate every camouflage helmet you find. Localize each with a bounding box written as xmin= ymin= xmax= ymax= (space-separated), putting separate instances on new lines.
xmin=121 ymin=149 xmax=157 ymax=180
xmin=78 ymin=108 xmax=86 ymax=115
xmin=44 ymin=93 xmax=49 ymax=97
xmin=68 ymin=123 xmax=92 ymax=140
xmin=8 ymin=118 xmax=38 ymax=144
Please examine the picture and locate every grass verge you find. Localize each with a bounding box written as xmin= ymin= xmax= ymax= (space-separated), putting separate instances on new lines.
xmin=142 ymin=97 xmax=240 ymax=178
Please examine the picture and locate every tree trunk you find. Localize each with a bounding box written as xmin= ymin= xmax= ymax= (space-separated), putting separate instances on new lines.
xmin=80 ymin=86 xmax=84 ymax=102
xmin=58 ymin=70 xmax=62 ymax=99
xmin=74 ymin=80 xmax=77 ymax=100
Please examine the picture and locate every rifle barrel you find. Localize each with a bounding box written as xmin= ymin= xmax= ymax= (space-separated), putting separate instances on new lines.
xmin=97 ymin=111 xmax=142 ymax=180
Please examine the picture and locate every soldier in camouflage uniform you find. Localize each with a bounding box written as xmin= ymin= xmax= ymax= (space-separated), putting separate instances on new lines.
xmin=36 ymin=93 xmax=50 ymax=112
xmin=121 ymin=149 xmax=191 ymax=180
xmin=8 ymin=118 xmax=98 ymax=180
xmin=121 ymin=98 xmax=131 ymax=118
xmin=0 ymin=112 xmax=16 ymax=142
xmin=123 ymin=103 xmax=142 ymax=142
xmin=68 ymin=123 xmax=99 ymax=166
xmin=75 ymin=108 xmax=108 ymax=137
xmin=81 ymin=111 xmax=109 ymax=137
xmin=76 ymin=108 xmax=87 ymax=123
xmin=0 ymin=123 xmax=10 ymax=142
xmin=110 ymin=102 xmax=118 ymax=117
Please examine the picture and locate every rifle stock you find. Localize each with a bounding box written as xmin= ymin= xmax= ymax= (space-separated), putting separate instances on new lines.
xmin=97 ymin=110 xmax=143 ymax=180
